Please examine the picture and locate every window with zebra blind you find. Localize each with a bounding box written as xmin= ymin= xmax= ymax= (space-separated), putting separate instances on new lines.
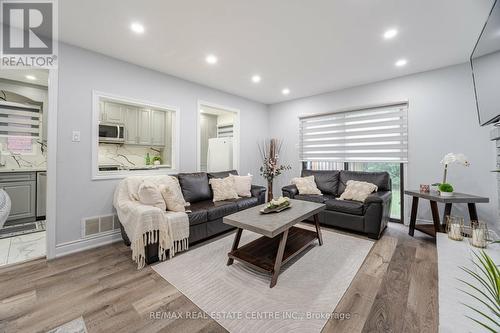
xmin=299 ymin=102 xmax=408 ymax=222
xmin=299 ymin=102 xmax=408 ymax=163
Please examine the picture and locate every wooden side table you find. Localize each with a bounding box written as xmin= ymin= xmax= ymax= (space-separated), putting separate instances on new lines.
xmin=404 ymin=190 xmax=489 ymax=237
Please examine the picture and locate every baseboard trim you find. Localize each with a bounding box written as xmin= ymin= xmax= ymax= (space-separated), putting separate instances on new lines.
xmin=54 ymin=231 xmax=122 ymax=258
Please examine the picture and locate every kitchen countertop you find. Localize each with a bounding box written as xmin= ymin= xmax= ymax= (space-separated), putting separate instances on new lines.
xmin=0 ymin=167 xmax=46 ymax=173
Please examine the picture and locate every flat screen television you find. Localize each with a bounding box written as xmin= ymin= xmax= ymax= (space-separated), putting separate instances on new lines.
xmin=471 ymin=0 xmax=500 ymax=126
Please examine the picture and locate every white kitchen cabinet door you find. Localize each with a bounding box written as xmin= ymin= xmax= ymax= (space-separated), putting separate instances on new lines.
xmin=137 ymin=109 xmax=151 ymax=145
xmin=124 ymin=106 xmax=139 ymax=144
xmin=151 ymin=110 xmax=165 ymax=146
xmin=103 ymin=102 xmax=124 ymax=123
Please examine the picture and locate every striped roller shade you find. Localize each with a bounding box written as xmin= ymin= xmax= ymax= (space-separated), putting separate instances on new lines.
xmin=299 ymin=102 xmax=408 ymax=163
xmin=0 ymin=101 xmax=41 ymax=138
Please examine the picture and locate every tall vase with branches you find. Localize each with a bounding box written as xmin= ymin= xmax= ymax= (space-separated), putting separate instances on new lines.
xmin=259 ymin=138 xmax=291 ymax=202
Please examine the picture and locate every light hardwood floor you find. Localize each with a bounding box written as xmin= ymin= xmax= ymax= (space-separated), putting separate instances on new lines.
xmin=0 ymin=223 xmax=437 ymax=333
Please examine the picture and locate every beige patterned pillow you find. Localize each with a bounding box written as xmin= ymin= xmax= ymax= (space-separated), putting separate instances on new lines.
xmin=291 ymin=175 xmax=322 ymax=195
xmin=229 ymin=174 xmax=252 ymax=197
xmin=339 ymin=180 xmax=378 ymax=202
xmin=138 ymin=180 xmax=166 ymax=210
xmin=159 ymin=176 xmax=188 ymax=212
xmin=209 ymin=176 xmax=239 ymax=202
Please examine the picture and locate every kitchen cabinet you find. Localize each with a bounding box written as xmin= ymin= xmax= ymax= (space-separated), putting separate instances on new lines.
xmin=102 ymin=102 xmax=124 ymax=123
xmin=0 ymin=172 xmax=36 ymax=224
xmin=137 ymin=109 xmax=151 ymax=145
xmin=124 ymin=106 xmax=139 ymax=144
xmin=110 ymin=105 xmax=167 ymax=147
xmin=151 ymin=110 xmax=165 ymax=146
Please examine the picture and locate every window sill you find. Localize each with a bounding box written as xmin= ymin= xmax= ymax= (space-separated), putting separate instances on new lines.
xmin=92 ymin=166 xmax=177 ymax=181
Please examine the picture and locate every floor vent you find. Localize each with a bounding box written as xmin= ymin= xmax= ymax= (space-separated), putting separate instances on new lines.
xmin=82 ymin=214 xmax=121 ymax=238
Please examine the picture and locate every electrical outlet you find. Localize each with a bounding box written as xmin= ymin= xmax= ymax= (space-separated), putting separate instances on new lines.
xmin=72 ymin=131 xmax=81 ymax=142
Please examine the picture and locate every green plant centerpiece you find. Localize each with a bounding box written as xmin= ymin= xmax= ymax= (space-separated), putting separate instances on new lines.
xmin=260 ymin=196 xmax=291 ymax=214
xmin=459 ymin=248 xmax=499 ymax=332
xmin=266 ymin=196 xmax=290 ymax=210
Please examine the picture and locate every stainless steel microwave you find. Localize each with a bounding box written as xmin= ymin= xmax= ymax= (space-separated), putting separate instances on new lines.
xmin=99 ymin=123 xmax=125 ymax=143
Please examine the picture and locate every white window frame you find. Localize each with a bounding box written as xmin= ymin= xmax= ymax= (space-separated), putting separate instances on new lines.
xmin=91 ymin=90 xmax=180 ymax=180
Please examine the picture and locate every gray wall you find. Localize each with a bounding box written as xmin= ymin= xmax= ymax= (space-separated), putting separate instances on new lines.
xmin=268 ymin=63 xmax=498 ymax=232
xmin=56 ymin=44 xmax=268 ymax=245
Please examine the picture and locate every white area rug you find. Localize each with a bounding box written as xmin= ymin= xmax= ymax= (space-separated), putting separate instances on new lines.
xmin=153 ymin=225 xmax=374 ymax=333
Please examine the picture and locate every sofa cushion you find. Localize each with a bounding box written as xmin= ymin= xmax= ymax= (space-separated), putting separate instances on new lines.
xmin=207 ymin=170 xmax=238 ymax=179
xmin=338 ymin=170 xmax=391 ymax=193
xmin=291 ymin=176 xmax=322 ymax=195
xmin=301 ymin=170 xmax=340 ymax=195
xmin=339 ymin=180 xmax=378 ymax=202
xmin=187 ymin=207 xmax=208 ymax=226
xmin=295 ymin=194 xmax=336 ymax=203
xmin=209 ymin=177 xmax=239 ymax=202
xmin=326 ymin=199 xmax=364 ymax=215
xmin=207 ymin=201 xmax=238 ymax=220
xmin=178 ymin=172 xmax=212 ymax=203
xmin=232 ymin=197 xmax=259 ymax=210
xmin=188 ymin=200 xmax=238 ymax=221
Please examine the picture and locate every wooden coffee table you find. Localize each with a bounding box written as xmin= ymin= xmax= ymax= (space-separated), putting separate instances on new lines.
xmin=223 ymin=199 xmax=326 ymax=288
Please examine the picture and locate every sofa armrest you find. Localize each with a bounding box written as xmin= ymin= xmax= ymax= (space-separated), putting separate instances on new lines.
xmin=365 ymin=191 xmax=392 ymax=204
xmin=364 ymin=191 xmax=392 ymax=239
xmin=282 ymin=184 xmax=298 ymax=199
xmin=251 ymin=185 xmax=267 ymax=204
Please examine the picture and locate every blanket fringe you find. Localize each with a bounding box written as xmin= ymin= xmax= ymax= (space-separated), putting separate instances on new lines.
xmin=131 ymin=229 xmax=189 ymax=269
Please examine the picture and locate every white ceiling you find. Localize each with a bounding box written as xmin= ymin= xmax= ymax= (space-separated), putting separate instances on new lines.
xmin=59 ymin=0 xmax=494 ymax=104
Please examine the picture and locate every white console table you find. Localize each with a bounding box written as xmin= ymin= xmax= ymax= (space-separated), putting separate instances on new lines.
xmin=437 ymin=233 xmax=499 ymax=332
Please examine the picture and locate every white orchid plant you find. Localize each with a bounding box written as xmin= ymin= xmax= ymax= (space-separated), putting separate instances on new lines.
xmin=440 ymin=153 xmax=470 ymax=184
xmin=433 ymin=153 xmax=470 ymax=193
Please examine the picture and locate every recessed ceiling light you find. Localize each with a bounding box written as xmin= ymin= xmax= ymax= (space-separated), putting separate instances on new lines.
xmin=395 ymin=59 xmax=407 ymax=67
xmin=383 ymin=29 xmax=398 ymax=40
xmin=282 ymin=88 xmax=290 ymax=95
xmin=25 ymin=75 xmax=36 ymax=80
xmin=251 ymin=75 xmax=261 ymax=83
xmin=205 ymin=54 xmax=218 ymax=65
xmin=130 ymin=22 xmax=145 ymax=34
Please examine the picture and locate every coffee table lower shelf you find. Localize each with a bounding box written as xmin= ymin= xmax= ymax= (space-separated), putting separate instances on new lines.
xmin=227 ymin=226 xmax=318 ymax=274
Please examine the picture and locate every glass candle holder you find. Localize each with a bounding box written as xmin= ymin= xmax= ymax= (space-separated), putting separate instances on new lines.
xmin=446 ymin=216 xmax=464 ymax=241
xmin=471 ymin=221 xmax=488 ymax=248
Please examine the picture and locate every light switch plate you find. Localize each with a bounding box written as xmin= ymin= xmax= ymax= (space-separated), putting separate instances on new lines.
xmin=72 ymin=131 xmax=81 ymax=142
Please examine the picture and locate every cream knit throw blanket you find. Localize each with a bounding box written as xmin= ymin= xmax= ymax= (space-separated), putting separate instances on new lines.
xmin=113 ymin=176 xmax=189 ymax=269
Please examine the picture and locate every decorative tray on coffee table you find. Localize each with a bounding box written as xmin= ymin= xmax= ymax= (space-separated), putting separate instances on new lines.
xmin=260 ymin=203 xmax=291 ymax=214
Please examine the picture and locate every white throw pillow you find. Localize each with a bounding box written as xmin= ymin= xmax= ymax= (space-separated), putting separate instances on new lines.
xmin=138 ymin=180 xmax=166 ymax=210
xmin=339 ymin=180 xmax=378 ymax=202
xmin=159 ymin=176 xmax=188 ymax=212
xmin=209 ymin=176 xmax=239 ymax=202
xmin=291 ymin=175 xmax=322 ymax=195
xmin=229 ymin=174 xmax=252 ymax=197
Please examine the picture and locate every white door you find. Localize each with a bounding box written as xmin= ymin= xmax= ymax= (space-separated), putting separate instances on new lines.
xmin=151 ymin=110 xmax=165 ymax=146
xmin=124 ymin=107 xmax=138 ymax=144
xmin=103 ymin=102 xmax=124 ymax=123
xmin=137 ymin=109 xmax=151 ymax=145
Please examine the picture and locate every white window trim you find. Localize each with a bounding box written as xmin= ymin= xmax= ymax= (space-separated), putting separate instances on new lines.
xmin=196 ymin=99 xmax=240 ymax=172
xmin=91 ymin=90 xmax=180 ymax=180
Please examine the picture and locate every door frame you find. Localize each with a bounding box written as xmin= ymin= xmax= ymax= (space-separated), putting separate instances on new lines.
xmin=46 ymin=68 xmax=58 ymax=259
xmin=196 ymin=100 xmax=240 ymax=172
